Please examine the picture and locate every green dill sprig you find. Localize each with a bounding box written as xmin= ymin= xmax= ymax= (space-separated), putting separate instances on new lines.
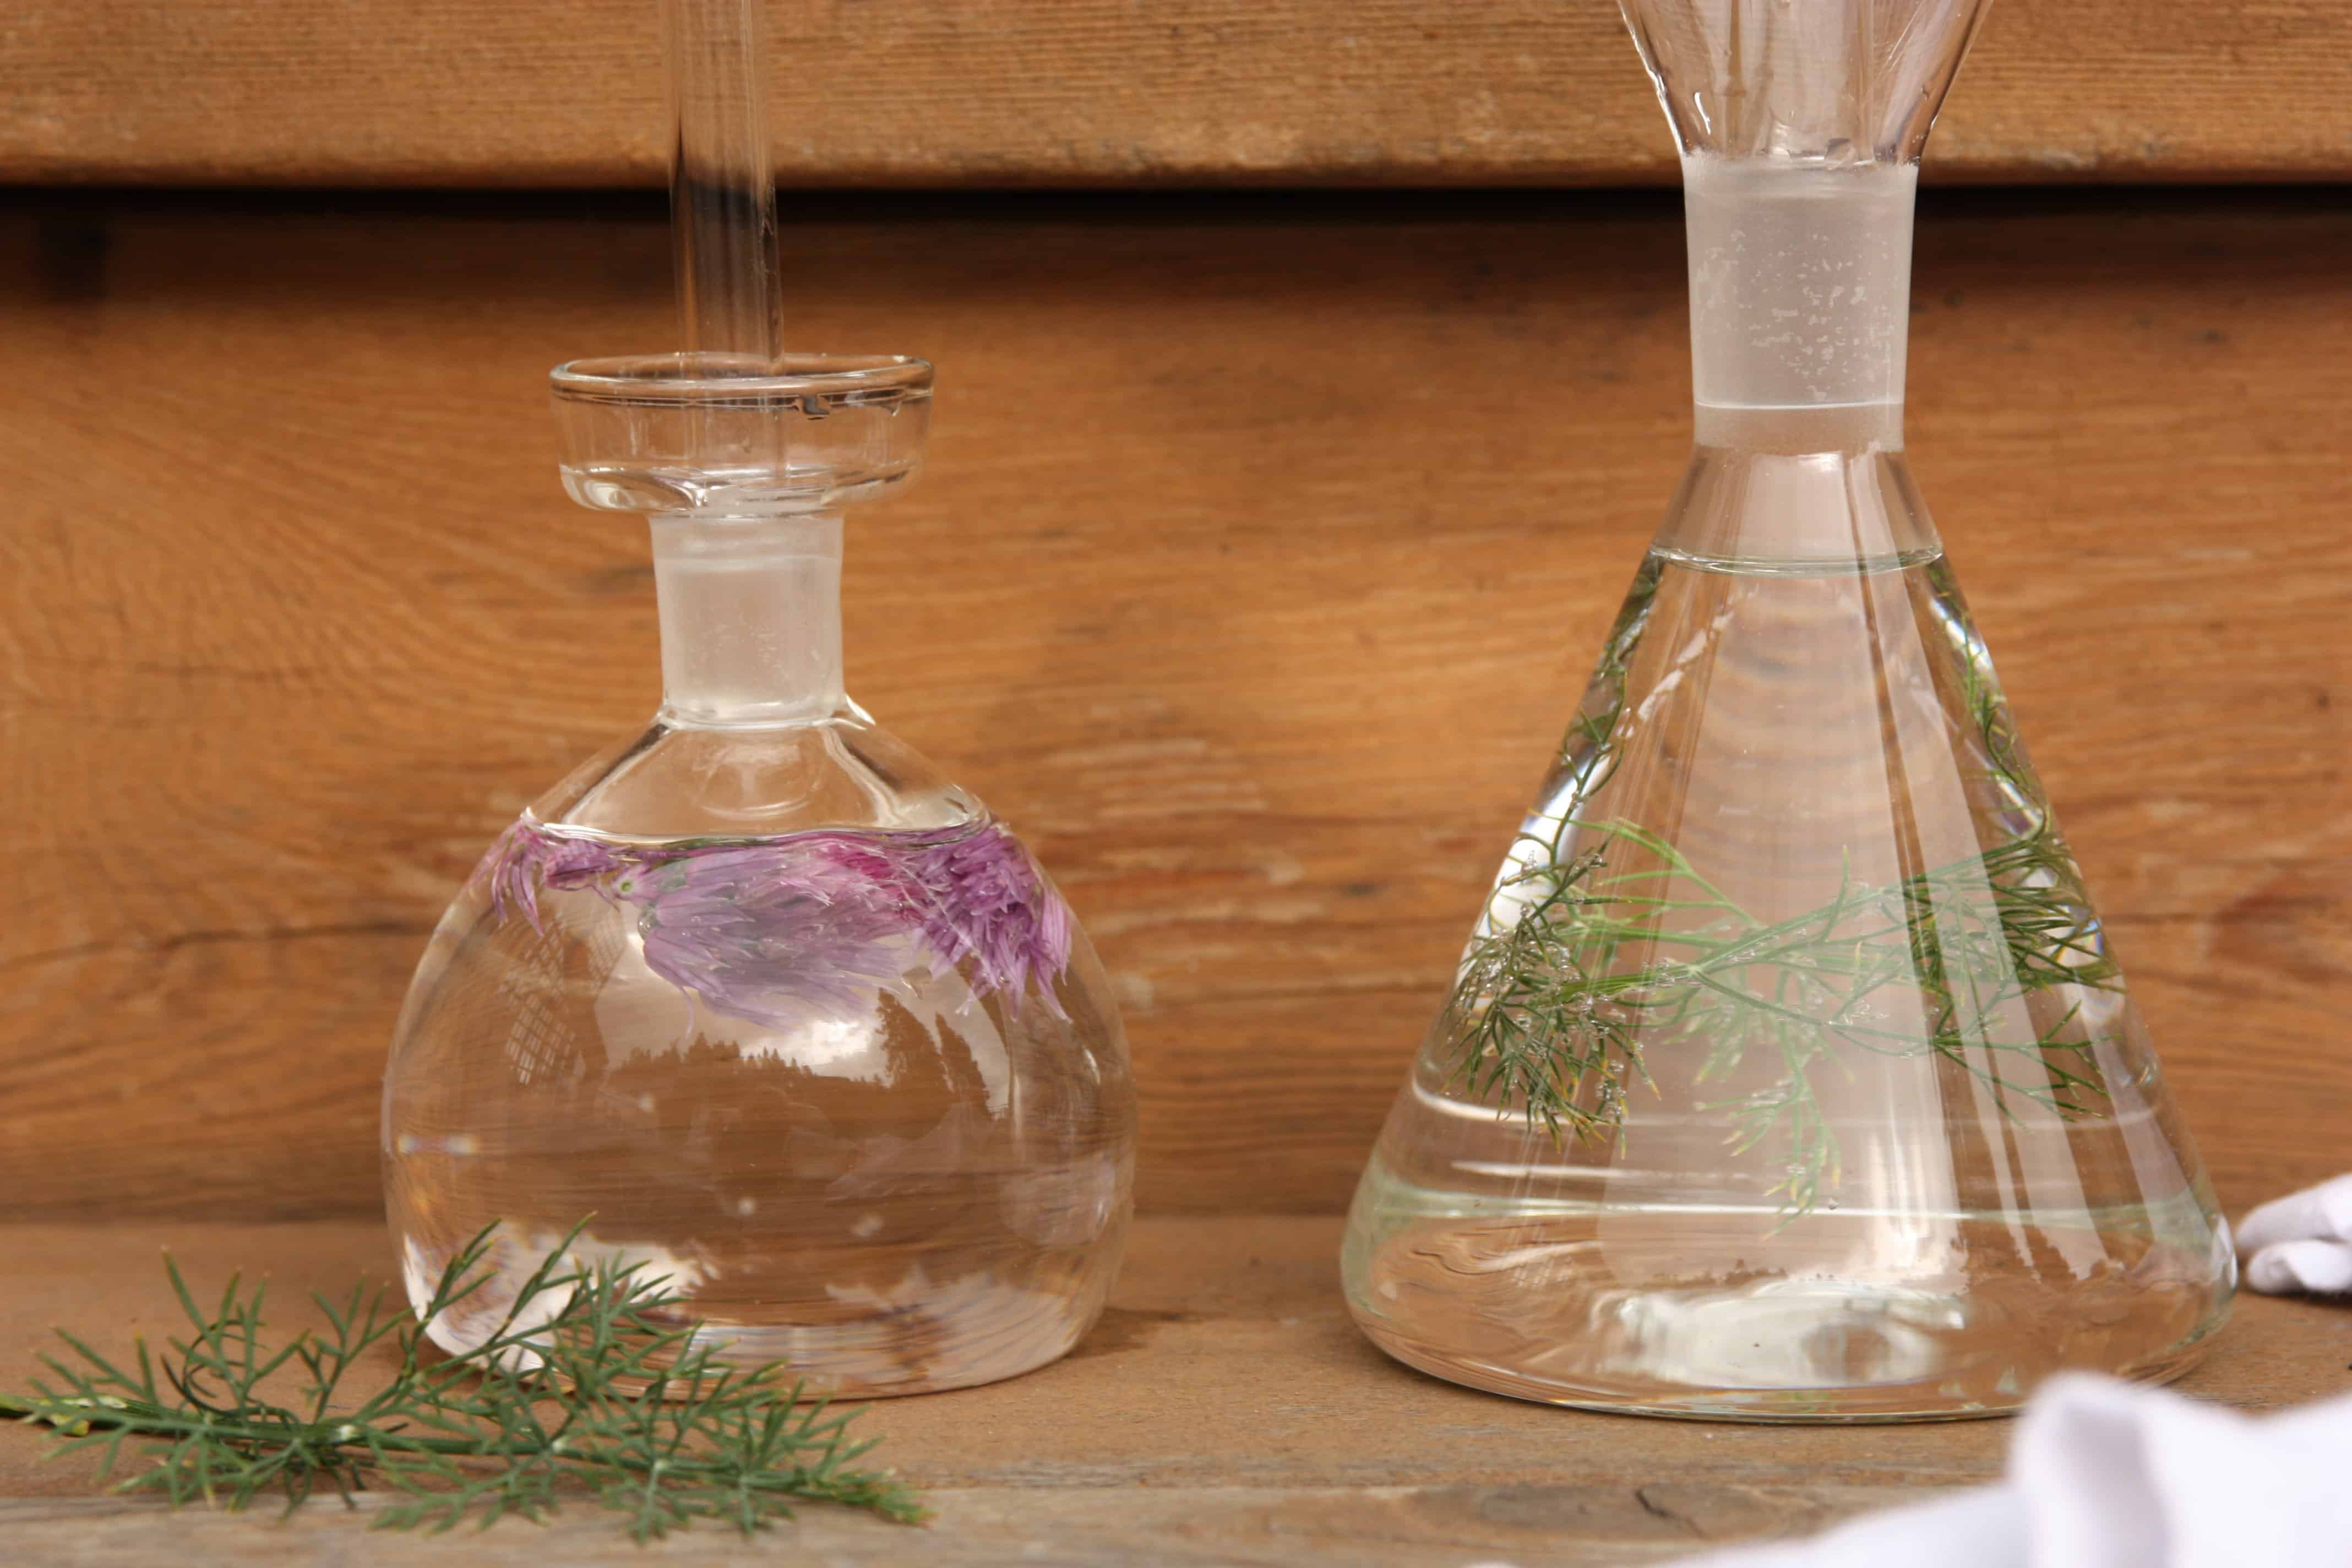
xmin=1445 ymin=559 xmax=2122 ymax=1213
xmin=0 ymin=1223 xmax=923 ymax=1539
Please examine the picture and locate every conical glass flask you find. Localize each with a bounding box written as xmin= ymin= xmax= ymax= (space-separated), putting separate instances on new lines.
xmin=382 ymin=355 xmax=1137 ymax=1396
xmin=1341 ymin=0 xmax=2232 ymax=1421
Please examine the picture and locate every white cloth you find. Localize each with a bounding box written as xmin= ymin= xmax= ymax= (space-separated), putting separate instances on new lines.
xmin=1672 ymin=1374 xmax=2352 ymax=1568
xmin=2239 ymin=1174 xmax=2352 ymax=1294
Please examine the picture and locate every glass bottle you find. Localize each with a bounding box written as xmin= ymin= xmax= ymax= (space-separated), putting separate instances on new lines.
xmin=383 ymin=353 xmax=1137 ymax=1397
xmin=1340 ymin=0 xmax=2232 ymax=1420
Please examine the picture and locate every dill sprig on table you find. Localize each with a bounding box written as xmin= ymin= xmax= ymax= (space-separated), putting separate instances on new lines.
xmin=0 ymin=1223 xmax=922 ymax=1539
xmin=1444 ymin=560 xmax=2121 ymax=1213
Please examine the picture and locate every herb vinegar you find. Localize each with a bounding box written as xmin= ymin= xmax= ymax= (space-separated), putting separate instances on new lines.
xmin=1342 ymin=553 xmax=2229 ymax=1418
xmin=1339 ymin=0 xmax=2231 ymax=1419
xmin=385 ymin=351 xmax=1136 ymax=1399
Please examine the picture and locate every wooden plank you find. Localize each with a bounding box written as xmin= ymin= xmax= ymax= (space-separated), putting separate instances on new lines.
xmin=3 ymin=2 xmax=2351 ymax=189
xmin=0 ymin=192 xmax=2347 ymax=1221
xmin=3 ymin=1219 xmax=2349 ymax=1564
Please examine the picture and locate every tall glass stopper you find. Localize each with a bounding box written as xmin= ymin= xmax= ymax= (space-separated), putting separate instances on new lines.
xmin=663 ymin=0 xmax=783 ymax=366
xmin=1340 ymin=0 xmax=2231 ymax=1421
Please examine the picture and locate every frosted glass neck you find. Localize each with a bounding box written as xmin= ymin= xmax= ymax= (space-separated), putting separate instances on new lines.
xmin=1683 ymin=154 xmax=1915 ymax=450
xmin=649 ymin=511 xmax=843 ymax=728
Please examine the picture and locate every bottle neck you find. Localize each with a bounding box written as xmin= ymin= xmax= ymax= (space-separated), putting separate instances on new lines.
xmin=649 ymin=510 xmax=844 ymax=728
xmin=1682 ymin=155 xmax=1918 ymax=449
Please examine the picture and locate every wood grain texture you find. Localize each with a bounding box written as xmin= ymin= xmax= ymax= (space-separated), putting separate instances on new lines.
xmin=4 ymin=2 xmax=2352 ymax=188
xmin=0 ymin=190 xmax=2347 ymax=1221
xmin=4 ymin=1218 xmax=2350 ymax=1562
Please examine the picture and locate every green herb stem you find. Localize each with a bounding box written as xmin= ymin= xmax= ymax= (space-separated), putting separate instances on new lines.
xmin=2 ymin=1223 xmax=923 ymax=1539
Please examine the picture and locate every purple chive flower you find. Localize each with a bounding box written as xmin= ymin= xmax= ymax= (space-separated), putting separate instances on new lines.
xmin=852 ymin=825 xmax=1074 ymax=1016
xmin=625 ymin=846 xmax=911 ymax=1030
xmin=475 ymin=818 xmax=1073 ymax=1026
xmin=476 ymin=822 xmax=628 ymax=932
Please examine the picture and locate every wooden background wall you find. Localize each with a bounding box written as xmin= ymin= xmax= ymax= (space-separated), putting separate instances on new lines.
xmin=3 ymin=2 xmax=2348 ymax=1223
xmin=8 ymin=1 xmax=2352 ymax=186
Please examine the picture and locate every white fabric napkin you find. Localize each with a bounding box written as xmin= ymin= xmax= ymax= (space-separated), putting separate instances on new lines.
xmin=1670 ymin=1374 xmax=2352 ymax=1568
xmin=2239 ymin=1173 xmax=2352 ymax=1295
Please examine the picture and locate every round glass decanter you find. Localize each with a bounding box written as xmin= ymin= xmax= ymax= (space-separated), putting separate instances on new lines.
xmin=1340 ymin=0 xmax=2233 ymax=1421
xmin=383 ymin=353 xmax=1137 ymax=1397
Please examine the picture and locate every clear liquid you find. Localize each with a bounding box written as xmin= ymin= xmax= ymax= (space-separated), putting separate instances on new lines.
xmin=384 ymin=816 xmax=1135 ymax=1397
xmin=1341 ymin=552 xmax=2232 ymax=1419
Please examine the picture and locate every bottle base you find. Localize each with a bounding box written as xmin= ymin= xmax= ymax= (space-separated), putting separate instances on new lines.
xmin=394 ymin=1211 xmax=1129 ymax=1403
xmin=641 ymin=1289 xmax=1109 ymax=1400
xmin=496 ymin=1293 xmax=1108 ymax=1403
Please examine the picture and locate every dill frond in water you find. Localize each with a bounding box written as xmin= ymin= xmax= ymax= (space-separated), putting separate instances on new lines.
xmin=1444 ymin=562 xmax=2120 ymax=1215
xmin=0 ymin=1223 xmax=923 ymax=1540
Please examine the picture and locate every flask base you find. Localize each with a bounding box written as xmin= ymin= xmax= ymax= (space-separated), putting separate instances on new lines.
xmin=1345 ymin=1209 xmax=2229 ymax=1423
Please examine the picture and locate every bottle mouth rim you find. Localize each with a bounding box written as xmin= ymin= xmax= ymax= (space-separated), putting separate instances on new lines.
xmin=551 ymin=353 xmax=933 ymax=406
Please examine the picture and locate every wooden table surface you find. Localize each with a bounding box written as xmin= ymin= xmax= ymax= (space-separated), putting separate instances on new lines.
xmin=4 ymin=1218 xmax=2347 ymax=1565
